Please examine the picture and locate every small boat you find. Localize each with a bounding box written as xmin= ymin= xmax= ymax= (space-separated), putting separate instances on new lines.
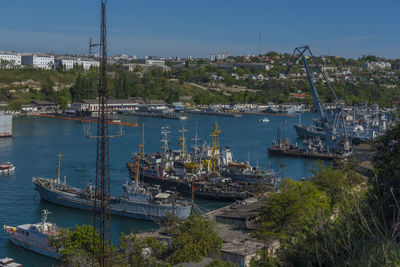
xmin=0 ymin=257 xmax=23 ymax=267
xmin=259 ymin=118 xmax=270 ymax=123
xmin=0 ymin=163 xmax=15 ymax=174
xmin=3 ymin=210 xmax=60 ymax=259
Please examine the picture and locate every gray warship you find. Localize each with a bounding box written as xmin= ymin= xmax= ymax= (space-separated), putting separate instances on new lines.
xmin=33 ymin=151 xmax=192 ymax=222
xmin=33 ymin=176 xmax=192 ymax=222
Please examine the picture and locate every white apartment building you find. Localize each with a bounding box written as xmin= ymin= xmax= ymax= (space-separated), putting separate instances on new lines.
xmin=0 ymin=52 xmax=21 ymax=68
xmin=210 ymin=53 xmax=216 ymax=61
xmin=21 ymin=54 xmax=55 ymax=70
xmin=54 ymin=58 xmax=100 ymax=70
xmin=362 ymin=61 xmax=391 ymax=72
xmin=217 ymin=53 xmax=230 ymax=60
xmin=145 ymin=59 xmax=165 ymax=66
xmin=210 ymin=52 xmax=230 ymax=61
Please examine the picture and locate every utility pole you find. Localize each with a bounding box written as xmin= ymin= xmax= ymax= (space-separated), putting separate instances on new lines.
xmin=258 ymin=33 xmax=262 ymax=56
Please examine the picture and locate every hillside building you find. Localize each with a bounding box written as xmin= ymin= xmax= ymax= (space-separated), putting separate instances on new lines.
xmin=0 ymin=52 xmax=21 ymax=69
xmin=21 ymin=54 xmax=54 ymax=70
xmin=54 ymin=57 xmax=100 ymax=70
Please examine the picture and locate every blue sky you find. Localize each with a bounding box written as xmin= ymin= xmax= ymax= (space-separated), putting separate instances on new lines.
xmin=0 ymin=0 xmax=399 ymax=58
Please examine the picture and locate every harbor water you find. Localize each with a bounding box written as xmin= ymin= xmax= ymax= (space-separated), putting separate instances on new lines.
xmin=0 ymin=112 xmax=318 ymax=266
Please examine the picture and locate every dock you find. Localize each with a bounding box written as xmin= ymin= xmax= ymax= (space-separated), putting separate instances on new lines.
xmin=120 ymin=111 xmax=187 ymax=120
xmin=228 ymin=110 xmax=296 ymax=117
xmin=32 ymin=114 xmax=138 ymax=127
xmin=186 ymin=110 xmax=241 ymax=117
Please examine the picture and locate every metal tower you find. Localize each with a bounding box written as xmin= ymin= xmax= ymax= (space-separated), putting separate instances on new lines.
xmin=92 ymin=1 xmax=112 ymax=266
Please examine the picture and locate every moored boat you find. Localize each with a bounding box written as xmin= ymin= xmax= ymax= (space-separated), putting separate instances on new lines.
xmin=0 ymin=163 xmax=15 ymax=175
xmin=32 ymin=177 xmax=192 ymax=221
xmin=3 ymin=210 xmax=60 ymax=259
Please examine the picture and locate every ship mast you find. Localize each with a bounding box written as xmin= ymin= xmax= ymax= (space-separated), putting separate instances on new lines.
xmin=178 ymin=126 xmax=187 ymax=159
xmin=210 ymin=122 xmax=221 ymax=175
xmin=136 ymin=144 xmax=143 ymax=186
xmin=57 ymin=151 xmax=61 ymax=184
xmin=141 ymin=122 xmax=145 ymax=156
xmin=160 ymin=126 xmax=170 ymax=155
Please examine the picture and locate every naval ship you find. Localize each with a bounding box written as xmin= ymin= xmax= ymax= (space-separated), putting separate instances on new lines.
xmin=33 ymin=151 xmax=192 ymax=222
xmin=33 ymin=176 xmax=192 ymax=221
xmin=127 ymin=124 xmax=275 ymax=201
xmin=3 ymin=210 xmax=60 ymax=259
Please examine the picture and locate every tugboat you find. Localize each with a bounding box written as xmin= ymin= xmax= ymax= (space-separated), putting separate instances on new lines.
xmin=33 ymin=151 xmax=192 ymax=222
xmin=0 ymin=163 xmax=15 ymax=175
xmin=3 ymin=210 xmax=60 ymax=259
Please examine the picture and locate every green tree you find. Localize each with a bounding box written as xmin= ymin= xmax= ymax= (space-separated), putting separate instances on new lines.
xmin=254 ymin=179 xmax=330 ymax=243
xmin=169 ymin=214 xmax=222 ymax=264
xmin=312 ymin=162 xmax=364 ymax=205
xmin=118 ymin=233 xmax=168 ymax=266
xmin=50 ymin=225 xmax=109 ymax=266
xmin=206 ymin=259 xmax=236 ymax=267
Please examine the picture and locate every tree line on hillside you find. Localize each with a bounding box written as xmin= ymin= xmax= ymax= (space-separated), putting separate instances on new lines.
xmin=1 ymin=59 xmax=400 ymax=110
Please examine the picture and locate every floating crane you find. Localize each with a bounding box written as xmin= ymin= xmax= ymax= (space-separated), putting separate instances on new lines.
xmin=286 ymin=46 xmax=351 ymax=153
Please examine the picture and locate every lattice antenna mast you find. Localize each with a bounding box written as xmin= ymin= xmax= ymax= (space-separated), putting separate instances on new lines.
xmin=92 ymin=1 xmax=112 ymax=266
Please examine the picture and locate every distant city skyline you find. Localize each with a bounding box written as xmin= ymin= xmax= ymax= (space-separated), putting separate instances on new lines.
xmin=0 ymin=0 xmax=399 ymax=59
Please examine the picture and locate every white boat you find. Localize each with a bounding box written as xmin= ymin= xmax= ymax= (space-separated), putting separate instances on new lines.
xmin=259 ymin=118 xmax=270 ymax=123
xmin=0 ymin=163 xmax=14 ymax=174
xmin=0 ymin=258 xmax=23 ymax=267
xmin=3 ymin=210 xmax=60 ymax=259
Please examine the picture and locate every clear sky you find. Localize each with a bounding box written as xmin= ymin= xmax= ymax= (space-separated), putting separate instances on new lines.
xmin=1 ymin=0 xmax=399 ymax=58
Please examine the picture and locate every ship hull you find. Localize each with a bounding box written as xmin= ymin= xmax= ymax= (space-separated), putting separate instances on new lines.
xmin=33 ymin=178 xmax=191 ymax=221
xmin=293 ymin=124 xmax=326 ymax=139
xmin=134 ymin=171 xmax=248 ymax=202
xmin=220 ymin=171 xmax=274 ymax=184
xmin=268 ymin=147 xmax=345 ymax=160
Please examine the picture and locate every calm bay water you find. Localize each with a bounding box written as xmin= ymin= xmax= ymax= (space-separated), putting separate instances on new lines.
xmin=0 ymin=112 xmax=317 ymax=266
